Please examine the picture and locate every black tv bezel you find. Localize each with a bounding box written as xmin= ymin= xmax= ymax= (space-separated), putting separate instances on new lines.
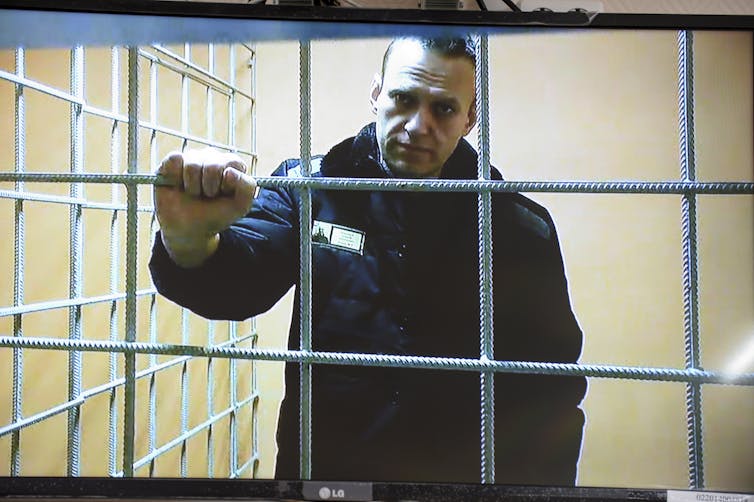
xmin=0 ymin=1 xmax=752 ymax=501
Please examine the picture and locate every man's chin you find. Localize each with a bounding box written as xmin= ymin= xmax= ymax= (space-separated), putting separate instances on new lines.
xmin=388 ymin=160 xmax=439 ymax=179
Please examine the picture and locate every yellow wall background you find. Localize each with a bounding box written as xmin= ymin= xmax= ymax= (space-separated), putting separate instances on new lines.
xmin=1 ymin=29 xmax=753 ymax=491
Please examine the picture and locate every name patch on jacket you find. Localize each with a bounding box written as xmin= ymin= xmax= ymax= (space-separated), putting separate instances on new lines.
xmin=312 ymin=220 xmax=365 ymax=255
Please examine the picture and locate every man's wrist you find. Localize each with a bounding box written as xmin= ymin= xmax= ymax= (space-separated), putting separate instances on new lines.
xmin=160 ymin=231 xmax=220 ymax=268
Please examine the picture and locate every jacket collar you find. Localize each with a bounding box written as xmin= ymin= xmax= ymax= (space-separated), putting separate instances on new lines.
xmin=320 ymin=123 xmax=503 ymax=181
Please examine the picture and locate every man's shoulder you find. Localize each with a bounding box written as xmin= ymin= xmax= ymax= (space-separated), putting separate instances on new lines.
xmin=496 ymin=192 xmax=555 ymax=241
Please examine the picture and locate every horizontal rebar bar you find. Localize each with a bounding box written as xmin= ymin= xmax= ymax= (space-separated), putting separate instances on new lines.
xmin=0 ymin=332 xmax=256 ymax=438
xmin=0 ymin=71 xmax=255 ymax=157
xmin=145 ymin=46 xmax=254 ymax=101
xmin=0 ymin=189 xmax=153 ymax=212
xmin=1 ymin=336 xmax=751 ymax=386
xmin=1 ymin=172 xmax=752 ymax=195
xmin=231 ymin=453 xmax=260 ymax=479
xmin=138 ymin=50 xmax=234 ymax=99
xmin=0 ymin=69 xmax=84 ymax=107
xmin=0 ymin=289 xmax=156 ymax=318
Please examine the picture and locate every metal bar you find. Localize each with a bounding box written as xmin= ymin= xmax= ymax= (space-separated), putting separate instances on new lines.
xmin=225 ymin=43 xmax=236 ymax=480
xmin=231 ymin=453 xmax=260 ymax=479
xmin=0 ymin=67 xmax=252 ymax=122
xmin=0 ymin=290 xmax=156 ymax=318
xmin=2 ymin=173 xmax=752 ymax=195
xmin=108 ymin=45 xmax=121 ymax=478
xmin=137 ymin=49 xmax=237 ymax=99
xmin=0 ymin=190 xmax=153 ymax=212
xmin=122 ymin=45 xmax=140 ymax=479
xmin=0 ymin=68 xmax=85 ymax=106
xmin=147 ymin=53 xmax=159 ymax=479
xmin=66 ymin=44 xmax=84 ymax=477
xmin=134 ymin=122 xmax=254 ymax=156
xmin=149 ymin=45 xmax=254 ymax=100
xmin=178 ymin=44 xmax=191 ymax=478
xmin=180 ymin=308 xmax=190 ymax=477
xmin=226 ymin=335 xmax=237 ymax=480
xmin=132 ymin=394 xmax=257 ymax=471
xmin=475 ymin=33 xmax=495 ymax=485
xmin=206 ymin=42 xmax=216 ymax=478
xmin=207 ymin=320 xmax=216 ymax=478
xmin=248 ymin=44 xmax=259 ymax=479
xmin=0 ymin=71 xmax=255 ymax=156
xmin=11 ymin=46 xmax=26 ymax=478
xmin=250 ymin=330 xmax=260 ymax=478
xmin=0 ymin=354 xmax=258 ymax=440
xmin=298 ymin=39 xmax=313 ymax=481
xmin=2 ymin=336 xmax=752 ymax=386
xmin=249 ymin=44 xmax=257 ymax=174
xmin=678 ymin=29 xmax=705 ymax=490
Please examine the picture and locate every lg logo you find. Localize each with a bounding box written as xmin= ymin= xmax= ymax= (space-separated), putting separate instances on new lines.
xmin=318 ymin=486 xmax=346 ymax=499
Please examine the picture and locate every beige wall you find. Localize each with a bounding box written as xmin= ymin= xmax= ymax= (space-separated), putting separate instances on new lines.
xmin=1 ymin=29 xmax=752 ymax=490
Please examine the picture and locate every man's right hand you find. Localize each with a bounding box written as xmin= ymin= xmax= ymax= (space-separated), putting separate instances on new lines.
xmin=154 ymin=148 xmax=257 ymax=268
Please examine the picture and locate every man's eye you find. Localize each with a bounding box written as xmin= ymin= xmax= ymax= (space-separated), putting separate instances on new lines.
xmin=435 ymin=103 xmax=456 ymax=116
xmin=394 ymin=93 xmax=413 ymax=106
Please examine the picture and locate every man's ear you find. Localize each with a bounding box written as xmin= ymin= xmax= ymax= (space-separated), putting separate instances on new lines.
xmin=464 ymin=101 xmax=478 ymax=135
xmin=369 ymin=73 xmax=382 ymax=114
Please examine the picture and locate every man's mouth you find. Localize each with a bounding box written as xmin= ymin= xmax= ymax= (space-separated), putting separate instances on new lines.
xmin=396 ymin=142 xmax=433 ymax=155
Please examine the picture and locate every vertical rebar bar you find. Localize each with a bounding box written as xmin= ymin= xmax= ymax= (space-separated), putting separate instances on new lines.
xmin=298 ymin=39 xmax=313 ymax=481
xmin=123 ymin=45 xmax=140 ymax=478
xmin=108 ymin=45 xmax=121 ymax=478
xmin=677 ymin=29 xmax=704 ymax=490
xmin=248 ymin=44 xmax=259 ymax=478
xmin=475 ymin=34 xmax=495 ymax=484
xmin=67 ymin=45 xmax=85 ymax=477
xmin=227 ymin=45 xmax=238 ymax=474
xmin=148 ymin=56 xmax=159 ymax=478
xmin=179 ymin=42 xmax=191 ymax=478
xmin=207 ymin=320 xmax=216 ymax=478
xmin=205 ymin=43 xmax=217 ymax=479
xmin=180 ymin=308 xmax=189 ymax=477
xmin=11 ymin=46 xmax=26 ymax=478
xmin=227 ymin=322 xmax=237 ymax=479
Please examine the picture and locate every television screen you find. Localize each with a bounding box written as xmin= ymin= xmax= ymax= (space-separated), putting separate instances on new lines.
xmin=0 ymin=2 xmax=752 ymax=500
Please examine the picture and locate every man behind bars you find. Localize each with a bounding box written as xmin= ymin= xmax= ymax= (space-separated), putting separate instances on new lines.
xmin=149 ymin=36 xmax=586 ymax=485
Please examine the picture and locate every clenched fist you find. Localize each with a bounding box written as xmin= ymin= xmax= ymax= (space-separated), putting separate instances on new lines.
xmin=154 ymin=148 xmax=257 ymax=267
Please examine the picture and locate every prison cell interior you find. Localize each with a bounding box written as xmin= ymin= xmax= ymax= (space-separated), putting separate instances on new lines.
xmin=1 ymin=29 xmax=753 ymax=490
xmin=0 ymin=43 xmax=260 ymax=478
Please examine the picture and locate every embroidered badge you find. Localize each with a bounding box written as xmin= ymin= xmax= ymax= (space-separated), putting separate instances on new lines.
xmin=312 ymin=220 xmax=365 ymax=255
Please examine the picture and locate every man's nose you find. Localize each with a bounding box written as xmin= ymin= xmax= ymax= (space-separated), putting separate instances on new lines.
xmin=404 ymin=106 xmax=433 ymax=136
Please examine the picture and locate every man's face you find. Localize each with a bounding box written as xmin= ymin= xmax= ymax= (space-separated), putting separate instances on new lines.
xmin=370 ymin=41 xmax=477 ymax=178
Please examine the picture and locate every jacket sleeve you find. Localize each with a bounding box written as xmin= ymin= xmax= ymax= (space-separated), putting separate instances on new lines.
xmin=149 ymin=162 xmax=300 ymax=321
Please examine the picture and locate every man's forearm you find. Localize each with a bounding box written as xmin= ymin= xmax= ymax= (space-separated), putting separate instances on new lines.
xmin=160 ymin=232 xmax=220 ymax=268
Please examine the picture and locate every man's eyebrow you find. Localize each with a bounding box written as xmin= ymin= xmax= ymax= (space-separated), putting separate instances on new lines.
xmin=387 ymin=85 xmax=461 ymax=105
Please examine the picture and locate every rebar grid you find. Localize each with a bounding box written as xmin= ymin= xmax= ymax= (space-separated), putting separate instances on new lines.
xmin=0 ymin=40 xmax=258 ymax=480
xmin=0 ymin=69 xmax=256 ymax=158
xmin=0 ymin=332 xmax=257 ymax=439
